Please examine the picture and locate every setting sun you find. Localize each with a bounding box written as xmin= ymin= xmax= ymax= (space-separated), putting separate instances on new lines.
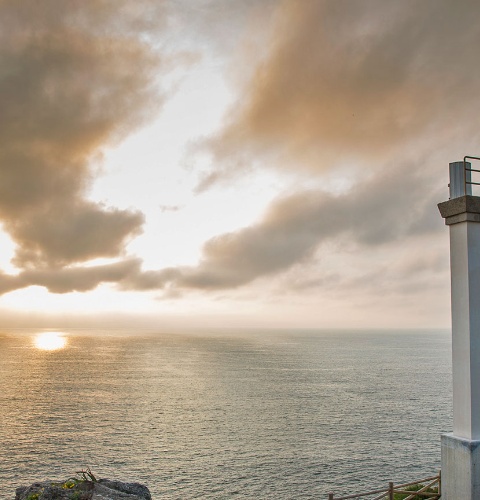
xmin=34 ymin=332 xmax=68 ymax=351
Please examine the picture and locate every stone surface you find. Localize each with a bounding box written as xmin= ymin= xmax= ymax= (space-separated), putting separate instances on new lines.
xmin=438 ymin=195 xmax=480 ymax=220
xmin=15 ymin=478 xmax=151 ymax=500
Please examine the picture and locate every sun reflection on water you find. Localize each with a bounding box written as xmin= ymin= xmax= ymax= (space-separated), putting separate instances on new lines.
xmin=34 ymin=332 xmax=68 ymax=351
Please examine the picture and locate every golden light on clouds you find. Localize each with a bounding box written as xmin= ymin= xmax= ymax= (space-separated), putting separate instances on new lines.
xmin=34 ymin=332 xmax=68 ymax=351
xmin=0 ymin=0 xmax=476 ymax=329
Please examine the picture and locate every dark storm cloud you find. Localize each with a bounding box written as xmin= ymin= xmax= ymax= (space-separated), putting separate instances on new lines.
xmin=0 ymin=0 xmax=165 ymax=267
xmin=122 ymin=164 xmax=443 ymax=292
xmin=199 ymin=0 xmax=480 ymax=185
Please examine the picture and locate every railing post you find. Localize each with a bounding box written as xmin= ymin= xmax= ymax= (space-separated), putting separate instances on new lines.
xmin=328 ymin=494 xmax=334 ymax=500
xmin=438 ymin=469 xmax=441 ymax=497
xmin=388 ymin=481 xmax=394 ymax=500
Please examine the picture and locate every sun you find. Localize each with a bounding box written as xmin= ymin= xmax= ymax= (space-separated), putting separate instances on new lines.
xmin=34 ymin=332 xmax=68 ymax=351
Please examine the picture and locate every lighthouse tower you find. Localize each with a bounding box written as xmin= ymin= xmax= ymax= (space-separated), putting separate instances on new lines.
xmin=438 ymin=158 xmax=480 ymax=499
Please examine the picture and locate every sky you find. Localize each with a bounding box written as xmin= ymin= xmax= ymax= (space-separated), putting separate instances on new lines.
xmin=1 ymin=0 xmax=479 ymax=330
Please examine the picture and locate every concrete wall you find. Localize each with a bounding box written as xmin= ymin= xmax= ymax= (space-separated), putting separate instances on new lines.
xmin=442 ymin=433 xmax=480 ymax=499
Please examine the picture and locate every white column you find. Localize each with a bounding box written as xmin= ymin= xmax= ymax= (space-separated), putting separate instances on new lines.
xmin=438 ymin=165 xmax=480 ymax=499
xmin=450 ymin=221 xmax=480 ymax=440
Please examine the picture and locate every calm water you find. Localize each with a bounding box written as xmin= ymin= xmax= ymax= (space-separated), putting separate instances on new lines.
xmin=0 ymin=329 xmax=451 ymax=499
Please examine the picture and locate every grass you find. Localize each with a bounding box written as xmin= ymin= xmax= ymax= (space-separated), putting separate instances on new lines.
xmin=393 ymin=483 xmax=439 ymax=500
xmin=54 ymin=467 xmax=98 ymax=490
xmin=22 ymin=468 xmax=97 ymax=500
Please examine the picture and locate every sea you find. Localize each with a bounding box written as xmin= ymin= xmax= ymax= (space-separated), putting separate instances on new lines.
xmin=0 ymin=328 xmax=452 ymax=499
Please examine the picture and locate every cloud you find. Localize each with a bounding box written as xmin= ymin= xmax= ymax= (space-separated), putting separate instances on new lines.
xmin=0 ymin=0 xmax=459 ymax=307
xmin=142 ymin=0 xmax=466 ymax=310
xmin=159 ymin=204 xmax=183 ymax=213
xmin=199 ymin=0 xmax=480 ymax=185
xmin=10 ymin=202 xmax=144 ymax=268
xmin=0 ymin=0 xmax=165 ymax=267
xmin=23 ymin=259 xmax=142 ymax=294
xmin=0 ymin=259 xmax=141 ymax=295
xmin=122 ymin=163 xmax=444 ymax=293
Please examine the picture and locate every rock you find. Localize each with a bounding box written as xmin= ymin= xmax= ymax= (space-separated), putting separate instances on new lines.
xmin=15 ymin=478 xmax=151 ymax=500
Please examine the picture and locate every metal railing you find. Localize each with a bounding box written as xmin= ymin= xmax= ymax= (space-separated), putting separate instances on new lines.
xmin=463 ymin=155 xmax=480 ymax=195
xmin=327 ymin=472 xmax=441 ymax=500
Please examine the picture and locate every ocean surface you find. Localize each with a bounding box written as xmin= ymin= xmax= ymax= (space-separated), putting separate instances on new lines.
xmin=0 ymin=329 xmax=451 ymax=499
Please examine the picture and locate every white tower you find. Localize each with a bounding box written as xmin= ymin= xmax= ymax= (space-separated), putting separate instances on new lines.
xmin=438 ymin=158 xmax=480 ymax=499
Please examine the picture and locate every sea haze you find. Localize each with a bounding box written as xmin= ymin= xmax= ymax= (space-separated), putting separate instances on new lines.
xmin=0 ymin=329 xmax=451 ymax=499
